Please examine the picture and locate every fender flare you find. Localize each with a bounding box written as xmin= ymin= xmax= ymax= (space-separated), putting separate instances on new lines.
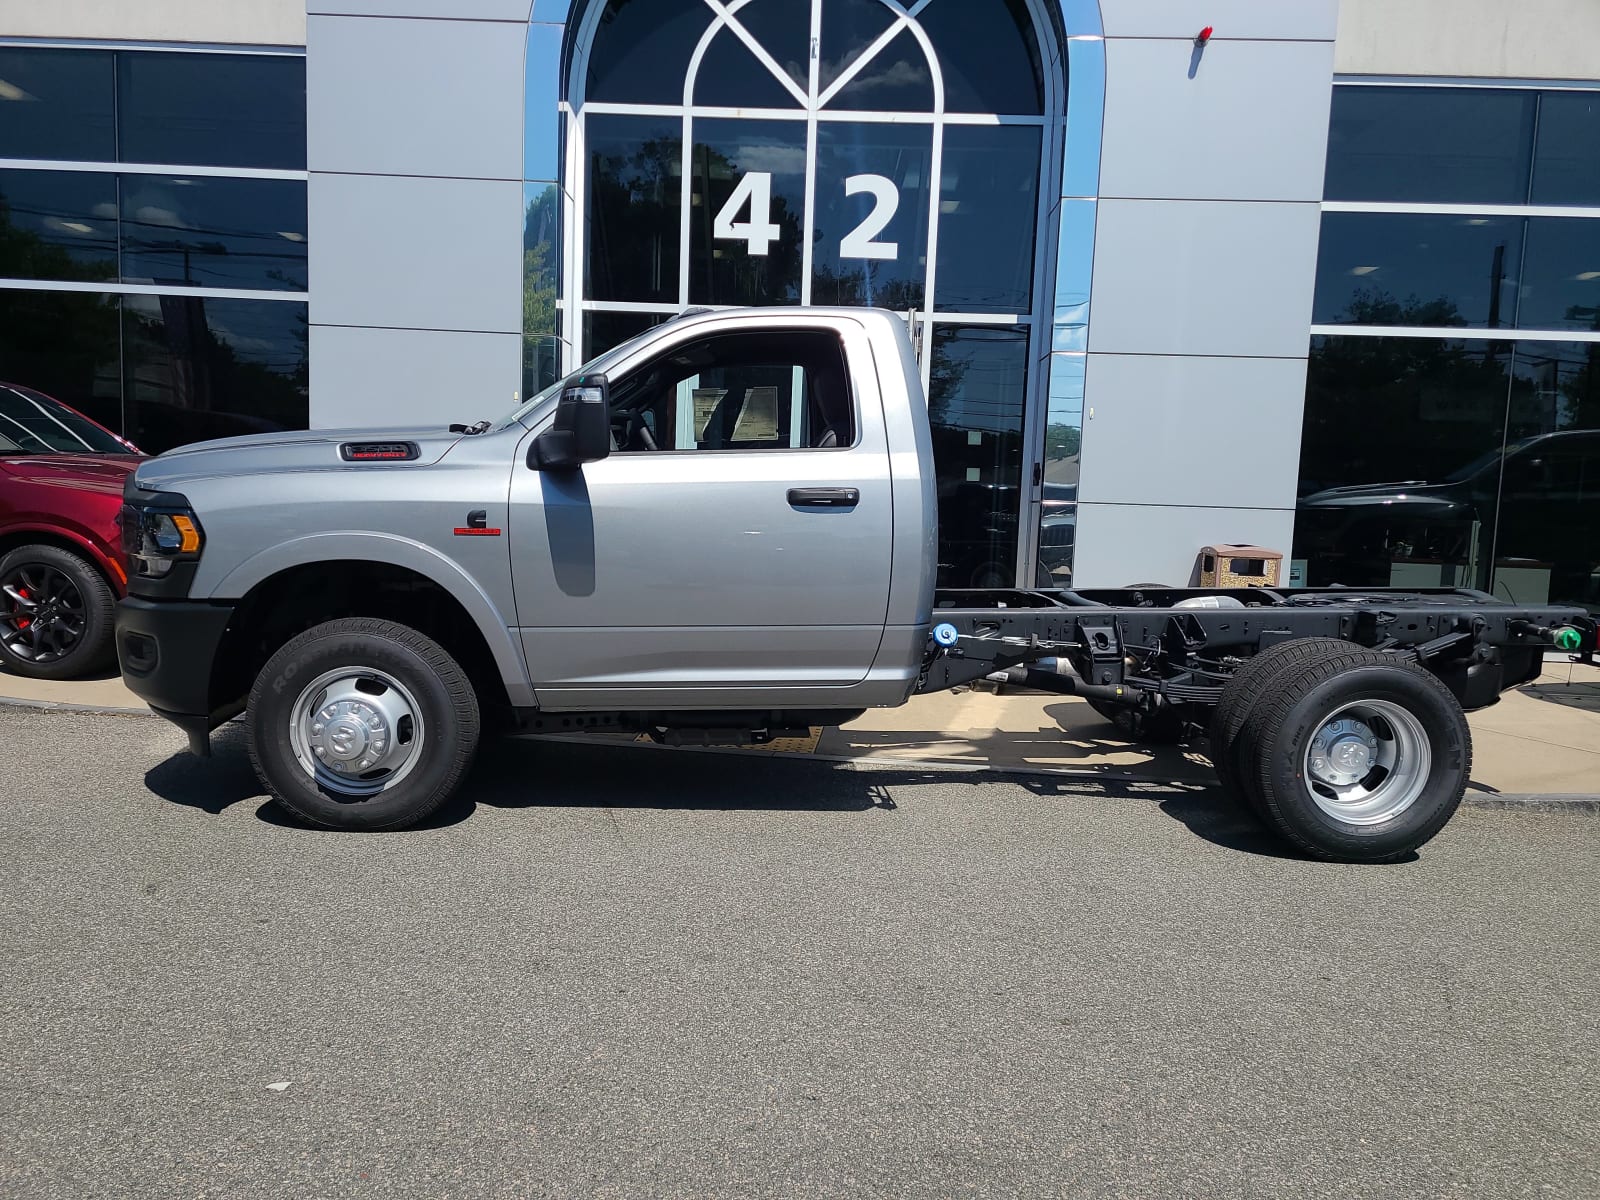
xmin=206 ymin=531 xmax=535 ymax=705
xmin=0 ymin=521 xmax=125 ymax=588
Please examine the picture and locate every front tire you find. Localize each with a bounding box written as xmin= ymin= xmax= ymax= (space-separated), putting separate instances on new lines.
xmin=1237 ymin=649 xmax=1472 ymax=863
xmin=247 ymin=618 xmax=480 ymax=831
xmin=0 ymin=544 xmax=116 ymax=680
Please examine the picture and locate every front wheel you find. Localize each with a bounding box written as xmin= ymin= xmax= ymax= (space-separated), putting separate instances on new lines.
xmin=0 ymin=544 xmax=116 ymax=680
xmin=247 ymin=618 xmax=480 ymax=831
xmin=1236 ymin=649 xmax=1472 ymax=863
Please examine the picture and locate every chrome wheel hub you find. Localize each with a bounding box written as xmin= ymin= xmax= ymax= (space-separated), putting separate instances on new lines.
xmin=288 ymin=669 xmax=424 ymax=797
xmin=1302 ymin=700 xmax=1431 ymax=826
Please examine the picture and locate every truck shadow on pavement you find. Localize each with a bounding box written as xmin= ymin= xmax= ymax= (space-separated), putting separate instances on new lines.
xmin=141 ymin=724 xmax=1322 ymax=861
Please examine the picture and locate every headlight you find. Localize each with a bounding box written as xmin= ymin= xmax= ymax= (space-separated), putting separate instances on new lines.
xmin=120 ymin=505 xmax=205 ymax=577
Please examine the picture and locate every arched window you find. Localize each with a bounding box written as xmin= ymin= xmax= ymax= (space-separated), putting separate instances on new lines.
xmin=541 ymin=0 xmax=1094 ymax=589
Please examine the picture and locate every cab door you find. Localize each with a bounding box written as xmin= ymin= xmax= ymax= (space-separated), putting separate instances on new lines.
xmin=508 ymin=318 xmax=894 ymax=709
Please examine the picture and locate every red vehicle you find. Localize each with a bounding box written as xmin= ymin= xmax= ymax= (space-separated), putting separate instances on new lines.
xmin=0 ymin=384 xmax=142 ymax=679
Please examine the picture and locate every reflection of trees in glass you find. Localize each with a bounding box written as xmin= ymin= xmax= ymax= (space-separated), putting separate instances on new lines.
xmin=811 ymin=263 xmax=925 ymax=312
xmin=588 ymin=135 xmax=681 ymax=303
xmin=1045 ymin=423 xmax=1080 ymax=460
xmin=691 ymin=142 xmax=802 ymax=305
xmin=1342 ymin=286 xmax=1466 ymax=329
xmin=523 ymin=183 xmax=559 ymax=396
xmin=0 ymin=194 xmax=115 ymax=283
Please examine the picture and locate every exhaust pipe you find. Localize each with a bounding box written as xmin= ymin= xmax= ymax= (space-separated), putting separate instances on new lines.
xmin=986 ymin=659 xmax=1137 ymax=707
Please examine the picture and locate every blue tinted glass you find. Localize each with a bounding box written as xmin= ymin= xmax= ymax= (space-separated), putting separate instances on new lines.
xmin=828 ymin=28 xmax=933 ymax=113
xmin=0 ymin=290 xmax=122 ymax=435
xmin=0 ymin=49 xmax=115 ymax=162
xmin=819 ymin=0 xmax=896 ymax=95
xmin=0 ymin=170 xmax=118 ymax=283
xmin=719 ymin=0 xmax=810 ymax=96
xmin=122 ymin=295 xmax=308 ymax=453
xmin=117 ymin=52 xmax=305 ymax=170
xmin=916 ymin=0 xmax=1044 ymax=114
xmin=694 ymin=28 xmax=801 ymax=110
xmin=1324 ymin=86 xmax=1535 ymax=205
xmin=525 ymin=182 xmax=561 ymax=395
xmin=1313 ymin=213 xmax=1522 ymax=328
xmin=689 ymin=119 xmax=807 ymax=306
xmin=1062 ymin=38 xmax=1104 ymax=196
xmin=585 ymin=115 xmax=682 ymax=304
xmin=1531 ymin=91 xmax=1600 ymax=206
xmin=811 ymin=122 xmax=933 ymax=308
xmin=1052 ymin=199 xmax=1095 ymax=351
xmin=1036 ymin=352 xmax=1082 ymax=585
xmin=525 ymin=23 xmax=564 ymax=183
xmin=585 ymin=0 xmax=708 ymax=104
xmin=1518 ymin=218 xmax=1600 ymax=334
xmin=120 ymin=175 xmax=307 ymax=292
xmin=583 ymin=310 xmax=667 ymax=360
xmin=935 ymin=125 xmax=1041 ymax=312
xmin=930 ymin=324 xmax=1029 ymax=588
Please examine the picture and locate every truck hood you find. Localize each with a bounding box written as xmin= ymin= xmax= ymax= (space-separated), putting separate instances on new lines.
xmin=133 ymin=426 xmax=467 ymax=492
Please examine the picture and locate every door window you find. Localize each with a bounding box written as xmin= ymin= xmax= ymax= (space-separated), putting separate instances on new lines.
xmin=608 ymin=329 xmax=855 ymax=452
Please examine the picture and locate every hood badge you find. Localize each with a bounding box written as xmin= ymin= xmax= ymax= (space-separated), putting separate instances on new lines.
xmin=454 ymin=509 xmax=501 ymax=537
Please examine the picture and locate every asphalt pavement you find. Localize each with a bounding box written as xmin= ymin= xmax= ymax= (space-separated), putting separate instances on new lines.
xmin=2 ymin=705 xmax=1597 ymax=1199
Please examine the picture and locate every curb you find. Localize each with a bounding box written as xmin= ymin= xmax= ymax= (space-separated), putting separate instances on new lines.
xmin=0 ymin=694 xmax=154 ymax=717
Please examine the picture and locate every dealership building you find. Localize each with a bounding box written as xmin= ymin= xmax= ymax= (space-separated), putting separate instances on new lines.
xmin=2 ymin=0 xmax=1598 ymax=608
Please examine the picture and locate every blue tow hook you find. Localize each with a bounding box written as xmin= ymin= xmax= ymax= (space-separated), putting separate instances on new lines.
xmin=932 ymin=622 xmax=960 ymax=648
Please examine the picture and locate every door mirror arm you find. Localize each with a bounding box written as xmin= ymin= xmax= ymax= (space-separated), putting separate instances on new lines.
xmin=530 ymin=376 xmax=613 ymax=471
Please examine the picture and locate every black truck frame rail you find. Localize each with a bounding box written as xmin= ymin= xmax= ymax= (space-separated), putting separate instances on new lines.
xmin=919 ymin=586 xmax=1596 ymax=713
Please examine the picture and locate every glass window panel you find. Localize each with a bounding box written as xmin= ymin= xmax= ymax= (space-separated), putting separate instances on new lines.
xmin=524 ymin=182 xmax=561 ymax=397
xmin=583 ymin=310 xmax=667 ymax=361
xmin=688 ymin=119 xmax=806 ymax=306
xmin=606 ymin=330 xmax=852 ymax=452
xmin=935 ymin=125 xmax=1041 ymax=312
xmin=1036 ymin=353 xmax=1083 ymax=586
xmin=811 ymin=122 xmax=933 ymax=309
xmin=1062 ymin=38 xmax=1105 ymax=197
xmin=819 ymin=0 xmax=896 ymax=95
xmin=0 ymin=384 xmax=128 ymax=455
xmin=524 ymin=22 xmax=564 ymax=184
xmin=1294 ymin=336 xmax=1514 ymax=592
xmin=1313 ymin=213 xmax=1523 ymax=329
xmin=718 ymin=0 xmax=809 ymax=96
xmin=1531 ymin=91 xmax=1600 ymax=206
xmin=827 ymin=28 xmax=933 ymax=113
xmin=584 ymin=115 xmax=682 ymax=305
xmin=0 ymin=170 xmax=118 ymax=283
xmin=1324 ymin=86 xmax=1535 ymax=205
xmin=1496 ymin=341 xmax=1600 ymax=610
xmin=1516 ymin=217 xmax=1600 ymax=334
xmin=693 ymin=28 xmax=800 ymax=110
xmin=119 ymin=175 xmax=307 ymax=292
xmin=916 ymin=0 xmax=1044 ymax=115
xmin=585 ymin=0 xmax=708 ymax=105
xmin=122 ymin=296 xmax=308 ymax=454
xmin=0 ymin=290 xmax=122 ymax=436
xmin=0 ymin=49 xmax=115 ymax=162
xmin=117 ymin=52 xmax=306 ymax=170
xmin=929 ymin=325 xmax=1028 ymax=588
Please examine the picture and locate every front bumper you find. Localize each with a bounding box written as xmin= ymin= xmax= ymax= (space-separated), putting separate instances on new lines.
xmin=115 ymin=596 xmax=237 ymax=755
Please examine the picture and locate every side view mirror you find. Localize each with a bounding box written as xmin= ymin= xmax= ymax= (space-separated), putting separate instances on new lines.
xmin=531 ymin=377 xmax=612 ymax=471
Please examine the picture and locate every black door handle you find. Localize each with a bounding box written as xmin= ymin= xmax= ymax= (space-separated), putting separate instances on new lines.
xmin=787 ymin=487 xmax=860 ymax=508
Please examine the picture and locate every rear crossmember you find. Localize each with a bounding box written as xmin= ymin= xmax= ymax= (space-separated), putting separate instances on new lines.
xmin=917 ymin=586 xmax=1595 ymax=713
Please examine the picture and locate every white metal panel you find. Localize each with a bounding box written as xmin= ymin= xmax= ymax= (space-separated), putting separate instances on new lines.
xmin=1100 ymin=0 xmax=1337 ymax=41
xmin=1072 ymin=501 xmax=1296 ymax=589
xmin=308 ymin=172 xmax=523 ymax=332
xmin=306 ymin=0 xmax=532 ymax=19
xmin=308 ymin=325 xmax=521 ymax=428
xmin=0 ymin=0 xmax=306 ymax=45
xmin=1336 ymin=0 xmax=1600 ymax=81
xmin=1099 ymin=38 xmax=1334 ymax=203
xmin=1076 ymin=353 xmax=1307 ymax=510
xmin=1089 ymin=198 xmax=1322 ymax=359
xmin=307 ymin=15 xmax=524 ymax=180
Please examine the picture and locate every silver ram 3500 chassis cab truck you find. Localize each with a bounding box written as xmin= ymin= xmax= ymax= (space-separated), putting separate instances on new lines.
xmin=115 ymin=307 xmax=1594 ymax=862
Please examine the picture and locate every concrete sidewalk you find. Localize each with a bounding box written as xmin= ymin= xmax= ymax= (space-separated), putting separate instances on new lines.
xmin=4 ymin=658 xmax=1596 ymax=796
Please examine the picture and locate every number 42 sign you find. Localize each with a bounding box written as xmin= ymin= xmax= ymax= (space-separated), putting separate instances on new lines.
xmin=714 ymin=171 xmax=901 ymax=261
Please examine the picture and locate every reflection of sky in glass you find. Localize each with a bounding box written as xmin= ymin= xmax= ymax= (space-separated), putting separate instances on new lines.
xmin=524 ymin=22 xmax=563 ymax=185
xmin=1063 ymin=37 xmax=1104 ymax=198
xmin=1053 ymin=199 xmax=1095 ymax=351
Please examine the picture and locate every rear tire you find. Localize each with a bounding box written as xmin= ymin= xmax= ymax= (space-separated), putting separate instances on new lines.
xmin=247 ymin=618 xmax=480 ymax=831
xmin=1209 ymin=638 xmax=1360 ymax=813
xmin=0 ymin=544 xmax=117 ymax=680
xmin=1237 ymin=650 xmax=1471 ymax=862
